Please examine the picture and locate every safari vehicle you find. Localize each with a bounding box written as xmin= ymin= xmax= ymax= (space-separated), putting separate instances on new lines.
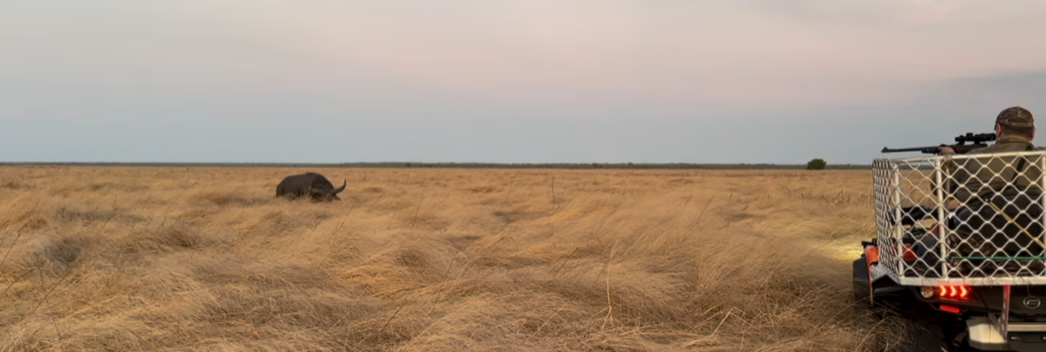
xmin=854 ymin=140 xmax=1046 ymax=352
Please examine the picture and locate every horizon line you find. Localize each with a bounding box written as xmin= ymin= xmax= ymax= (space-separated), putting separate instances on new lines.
xmin=0 ymin=161 xmax=871 ymax=169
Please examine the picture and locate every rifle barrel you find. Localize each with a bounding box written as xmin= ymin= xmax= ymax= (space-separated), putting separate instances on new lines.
xmin=881 ymin=146 xmax=937 ymax=153
xmin=880 ymin=132 xmax=995 ymax=155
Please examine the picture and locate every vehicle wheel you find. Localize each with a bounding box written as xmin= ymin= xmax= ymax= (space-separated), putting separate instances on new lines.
xmin=895 ymin=305 xmax=973 ymax=352
xmin=907 ymin=324 xmax=950 ymax=352
xmin=860 ymin=314 xmax=947 ymax=352
xmin=938 ymin=319 xmax=977 ymax=352
xmin=853 ymin=257 xmax=872 ymax=310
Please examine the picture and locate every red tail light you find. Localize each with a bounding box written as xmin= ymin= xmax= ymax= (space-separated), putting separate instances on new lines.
xmin=940 ymin=305 xmax=961 ymax=314
xmin=937 ymin=285 xmax=970 ymax=300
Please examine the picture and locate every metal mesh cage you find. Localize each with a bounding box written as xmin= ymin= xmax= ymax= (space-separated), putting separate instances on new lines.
xmin=873 ymin=150 xmax=1046 ymax=285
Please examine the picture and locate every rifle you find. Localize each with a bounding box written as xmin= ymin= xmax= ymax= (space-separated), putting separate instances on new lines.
xmin=881 ymin=132 xmax=996 ymax=155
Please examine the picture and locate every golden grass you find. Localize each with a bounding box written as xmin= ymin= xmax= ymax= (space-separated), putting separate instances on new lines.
xmin=0 ymin=166 xmax=921 ymax=351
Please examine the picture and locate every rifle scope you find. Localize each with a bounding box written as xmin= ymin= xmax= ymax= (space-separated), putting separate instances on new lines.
xmin=954 ymin=132 xmax=996 ymax=145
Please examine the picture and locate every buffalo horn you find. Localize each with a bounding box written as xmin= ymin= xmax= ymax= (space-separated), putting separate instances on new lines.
xmin=332 ymin=180 xmax=346 ymax=194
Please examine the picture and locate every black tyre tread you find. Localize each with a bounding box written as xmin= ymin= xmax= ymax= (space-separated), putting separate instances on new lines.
xmin=854 ymin=257 xmax=872 ymax=310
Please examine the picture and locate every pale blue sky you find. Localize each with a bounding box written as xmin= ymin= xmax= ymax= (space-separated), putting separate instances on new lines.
xmin=2 ymin=0 xmax=1044 ymax=164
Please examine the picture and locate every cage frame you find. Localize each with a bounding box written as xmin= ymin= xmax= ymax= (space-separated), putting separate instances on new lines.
xmin=872 ymin=150 xmax=1046 ymax=286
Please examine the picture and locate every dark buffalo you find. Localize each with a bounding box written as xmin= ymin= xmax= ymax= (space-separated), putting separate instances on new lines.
xmin=276 ymin=172 xmax=346 ymax=201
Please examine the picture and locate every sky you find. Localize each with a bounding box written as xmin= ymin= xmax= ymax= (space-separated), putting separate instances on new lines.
xmin=2 ymin=0 xmax=1045 ymax=164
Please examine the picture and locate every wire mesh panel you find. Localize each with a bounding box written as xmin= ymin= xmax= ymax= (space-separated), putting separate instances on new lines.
xmin=873 ymin=150 xmax=1046 ymax=285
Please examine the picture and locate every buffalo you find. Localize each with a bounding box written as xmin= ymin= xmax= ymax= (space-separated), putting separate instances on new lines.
xmin=276 ymin=172 xmax=346 ymax=201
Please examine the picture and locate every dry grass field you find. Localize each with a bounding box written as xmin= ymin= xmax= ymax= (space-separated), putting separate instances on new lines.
xmin=0 ymin=166 xmax=924 ymax=351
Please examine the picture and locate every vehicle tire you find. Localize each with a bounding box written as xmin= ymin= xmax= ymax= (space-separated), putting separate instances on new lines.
xmin=938 ymin=318 xmax=977 ymax=352
xmin=907 ymin=324 xmax=950 ymax=352
xmin=860 ymin=314 xmax=947 ymax=352
xmin=853 ymin=257 xmax=872 ymax=310
xmin=896 ymin=305 xmax=973 ymax=352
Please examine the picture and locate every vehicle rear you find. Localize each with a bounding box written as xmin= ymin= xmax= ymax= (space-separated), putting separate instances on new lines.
xmin=906 ymin=284 xmax=1046 ymax=351
xmin=862 ymin=151 xmax=1046 ymax=351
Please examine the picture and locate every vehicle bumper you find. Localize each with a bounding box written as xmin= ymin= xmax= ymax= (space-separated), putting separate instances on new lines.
xmin=968 ymin=316 xmax=1046 ymax=351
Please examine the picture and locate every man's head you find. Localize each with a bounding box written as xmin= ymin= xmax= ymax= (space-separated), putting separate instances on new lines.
xmin=995 ymin=106 xmax=1035 ymax=140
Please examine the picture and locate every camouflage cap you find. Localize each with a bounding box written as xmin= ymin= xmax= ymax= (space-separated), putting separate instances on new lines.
xmin=996 ymin=106 xmax=1034 ymax=127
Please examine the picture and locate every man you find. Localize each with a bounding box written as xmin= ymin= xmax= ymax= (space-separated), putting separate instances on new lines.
xmin=941 ymin=106 xmax=1037 ymax=156
xmin=936 ymin=106 xmax=1045 ymax=263
xmin=940 ymin=106 xmax=1040 ymax=205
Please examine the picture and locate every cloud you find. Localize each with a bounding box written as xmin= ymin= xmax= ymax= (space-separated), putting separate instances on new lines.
xmin=7 ymin=0 xmax=1043 ymax=114
xmin=737 ymin=0 xmax=1046 ymax=24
